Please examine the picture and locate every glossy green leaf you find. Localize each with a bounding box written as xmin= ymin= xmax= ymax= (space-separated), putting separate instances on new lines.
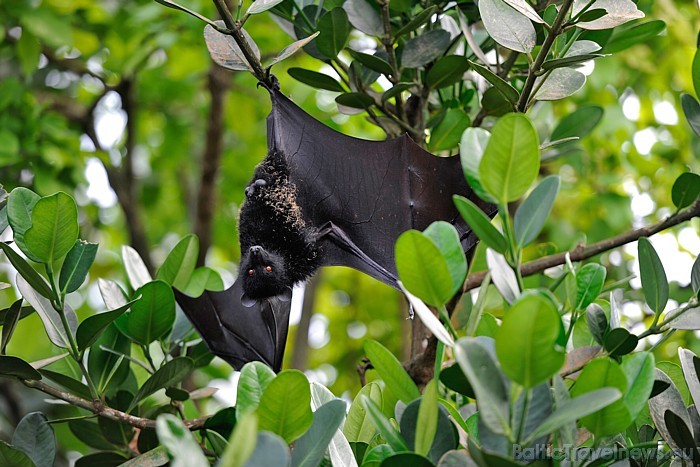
xmin=1 ymin=299 xmax=22 ymax=354
xmin=257 ymin=369 xmax=313 ymax=443
xmin=638 ymin=237 xmax=668 ymax=314
xmin=76 ymin=299 xmax=135 ymax=351
xmin=535 ymin=67 xmax=586 ymax=101
xmin=603 ymin=327 xmax=638 ymax=357
xmin=541 ymin=54 xmax=604 ymax=72
xmin=694 ymin=49 xmax=700 ymax=99
xmin=59 ymin=240 xmax=98 ymax=294
xmin=12 ymin=412 xmax=55 ymax=467
xmin=288 ymin=68 xmax=344 ymax=92
xmin=236 ymin=361 xmax=276 ymax=416
xmin=0 ymin=243 xmax=53 ymax=299
xmin=467 ymin=60 xmax=519 ymax=104
xmin=496 ymin=294 xmax=565 ymax=387
xmin=291 ymin=400 xmax=346 ymax=467
xmin=429 ymin=109 xmax=470 ymax=152
xmin=40 ymin=369 xmax=91 ymax=399
xmin=523 ymin=388 xmax=622 ymax=444
xmin=423 ymin=221 xmax=467 ymax=294
xmin=247 ymin=0 xmax=285 ymax=15
xmin=123 ymin=280 xmax=176 ymax=345
xmin=622 ymin=352 xmax=655 ymax=421
xmin=343 ymin=0 xmax=382 ymax=36
xmin=439 ymin=363 xmax=474 ymax=398
xmin=361 ymin=396 xmax=409 ymax=451
xmin=671 ymin=172 xmax=700 ymax=209
xmin=156 ymin=414 xmax=208 ymax=467
xmin=317 ymin=8 xmax=351 ymax=59
xmin=122 ymin=245 xmax=152 ymax=289
xmin=7 ymin=187 xmax=42 ymax=262
xmin=514 ymin=175 xmax=560 ymax=246
xmin=585 ymin=303 xmax=608 ymax=345
xmin=455 ymin=337 xmax=509 ymax=434
xmin=400 ymin=30 xmax=450 ymax=68
xmin=0 ymin=355 xmax=41 ymax=380
xmin=453 ymin=195 xmax=506 ymax=254
xmin=570 ymin=358 xmax=632 ymax=437
xmin=88 ymin=323 xmax=130 ymax=393
xmin=24 ymin=192 xmax=78 ymax=264
xmin=395 ymin=230 xmax=454 ymax=307
xmin=603 ymin=20 xmax=666 ymax=53
xmin=182 ymin=266 xmax=224 ymax=296
xmin=414 ymin=380 xmax=438 ymax=457
xmin=681 ymin=93 xmax=700 ymax=136
xmin=459 ymin=128 xmax=496 ymax=203
xmin=364 ymin=340 xmax=420 ymax=404
xmin=692 ymin=255 xmax=700 ymax=297
xmin=395 ymin=6 xmax=438 ymax=37
xmin=335 ymin=92 xmax=374 ymax=109
xmin=426 ymin=56 xmax=470 ymax=89
xmin=268 ymin=33 xmax=320 ymax=67
xmin=399 ymin=283 xmax=455 ymax=348
xmin=479 ymin=113 xmax=540 ymax=204
xmin=156 ymin=234 xmax=198 ymax=290
xmin=130 ymin=357 xmax=194 ymax=410
xmin=575 ymin=263 xmax=606 ymax=310
xmin=344 ymin=382 xmax=382 ymax=443
xmin=0 ymin=441 xmax=33 ymax=467
xmin=551 ymin=106 xmax=604 ymax=141
xmin=17 ymin=274 xmax=77 ymax=349
xmin=486 ymin=249 xmax=520 ymax=304
xmin=348 ymin=50 xmax=393 ymax=76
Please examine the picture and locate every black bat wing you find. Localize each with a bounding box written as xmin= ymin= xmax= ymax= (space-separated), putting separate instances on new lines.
xmin=174 ymin=279 xmax=290 ymax=372
xmin=267 ymin=88 xmax=494 ymax=286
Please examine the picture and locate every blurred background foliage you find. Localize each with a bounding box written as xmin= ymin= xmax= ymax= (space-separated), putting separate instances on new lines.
xmin=0 ymin=0 xmax=698 ymax=461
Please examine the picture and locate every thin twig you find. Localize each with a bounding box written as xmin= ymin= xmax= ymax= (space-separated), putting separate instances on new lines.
xmin=463 ymin=200 xmax=700 ymax=291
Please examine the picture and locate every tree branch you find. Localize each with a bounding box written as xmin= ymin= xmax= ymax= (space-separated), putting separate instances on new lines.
xmin=463 ymin=200 xmax=700 ymax=291
xmin=22 ymin=379 xmax=209 ymax=430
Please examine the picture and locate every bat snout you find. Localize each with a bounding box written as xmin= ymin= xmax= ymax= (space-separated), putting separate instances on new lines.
xmin=250 ymin=245 xmax=264 ymax=256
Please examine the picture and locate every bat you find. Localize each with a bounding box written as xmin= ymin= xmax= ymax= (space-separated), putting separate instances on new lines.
xmin=175 ymin=83 xmax=495 ymax=371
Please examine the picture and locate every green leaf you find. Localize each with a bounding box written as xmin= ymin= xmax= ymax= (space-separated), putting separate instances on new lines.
xmin=496 ymin=294 xmax=565 ymax=388
xmin=361 ymin=396 xmax=409 ymax=451
xmin=0 ymin=355 xmax=42 ymax=380
xmin=455 ymin=337 xmax=510 ymax=435
xmin=75 ymin=452 xmax=128 ymax=467
xmin=203 ymin=22 xmax=260 ymax=72
xmin=344 ymin=382 xmax=382 ymax=443
xmin=364 ymin=340 xmax=420 ymax=404
xmin=638 ymin=237 xmax=668 ymax=314
xmin=16 ymin=274 xmax=77 ymax=349
xmin=122 ymin=245 xmax=152 ymax=290
xmin=156 ymin=414 xmax=208 ymax=467
xmin=119 ymin=446 xmax=169 ymax=467
xmin=570 ymin=358 xmax=632 ymax=437
xmin=671 ymin=172 xmax=700 ymax=210
xmin=479 ymin=0 xmax=535 ymax=53
xmin=182 ymin=266 xmax=224 ymax=296
xmin=288 ymin=68 xmax=344 ymax=92
xmin=395 ymin=6 xmax=438 ymax=37
xmin=467 ymin=60 xmax=520 ymax=104
xmin=0 ymin=441 xmax=33 ymax=467
xmin=414 ymin=380 xmax=438 ymax=457
xmin=348 ymin=50 xmax=393 ymax=76
xmin=439 ymin=363 xmax=474 ymax=398
xmin=514 ymin=175 xmax=560 ymax=247
xmin=693 ymin=255 xmax=700 ymax=297
xmin=59 ymin=240 xmax=98 ymax=294
xmin=40 ymin=368 xmax=92 ymax=399
xmin=575 ymin=263 xmax=607 ymax=310
xmin=245 ymin=431 xmax=290 ymax=467
xmin=622 ymin=352 xmax=655 ymax=421
xmin=76 ymin=299 xmax=136 ymax=351
xmin=343 ymin=0 xmax=383 ymax=36
xmin=317 ymin=8 xmax=351 ymax=59
xmin=268 ymin=33 xmax=320 ymax=67
xmin=603 ymin=327 xmax=638 ymax=357
xmin=422 ymin=222 xmax=467 ymax=295
xmin=603 ymin=20 xmax=666 ymax=53
xmin=130 ymin=357 xmax=194 ymax=410
xmin=335 ymin=92 xmax=374 ymax=109
xmin=523 ymin=388 xmax=622 ymax=444
xmin=291 ymin=400 xmax=346 ymax=467
xmin=68 ymin=420 xmax=115 ymax=451
xmin=426 ymin=56 xmax=470 ymax=89
xmin=479 ymin=113 xmax=540 ymax=204
xmin=453 ymin=195 xmax=506 ymax=254
xmin=585 ymin=303 xmax=608 ymax=345
xmin=0 ymin=243 xmax=53 ymax=300
xmin=156 ymin=234 xmax=198 ymax=290
xmin=551 ymin=106 xmax=603 ymax=141
xmin=257 ymin=370 xmax=313 ymax=443
xmin=0 ymin=304 xmax=33 ymax=327
xmin=24 ymin=192 xmax=79 ymax=264
xmin=399 ymin=282 xmax=455 ymax=347
xmin=123 ymin=280 xmax=176 ymax=345
xmin=1 ymin=299 xmax=23 ymax=355
xmin=236 ymin=361 xmax=276 ymax=416
xmin=429 ymin=109 xmax=470 ymax=152
xmin=694 ymin=49 xmax=700 ymax=99
xmin=88 ymin=323 xmax=130 ymax=393
xmin=395 ymin=230 xmax=454 ymax=307
xmin=247 ymin=0 xmax=285 ymax=15
xmin=7 ymin=187 xmax=41 ymax=262
xmin=541 ymin=54 xmax=604 ymax=72
xmin=400 ymin=30 xmax=451 ymax=69
xmin=681 ymin=93 xmax=700 ymax=136
xmin=459 ymin=128 xmax=496 ymax=203
xmin=382 ymin=83 xmax=414 ymax=102
xmin=12 ymin=412 xmax=56 ymax=467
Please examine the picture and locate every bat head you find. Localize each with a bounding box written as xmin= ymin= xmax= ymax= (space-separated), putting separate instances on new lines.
xmin=240 ymin=245 xmax=293 ymax=306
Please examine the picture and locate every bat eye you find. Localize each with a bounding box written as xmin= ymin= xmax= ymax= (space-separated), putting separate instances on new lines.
xmin=265 ymin=266 xmax=273 ymax=272
xmin=248 ymin=269 xmax=255 ymax=276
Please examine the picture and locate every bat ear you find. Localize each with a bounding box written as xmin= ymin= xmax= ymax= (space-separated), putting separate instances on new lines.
xmin=241 ymin=293 xmax=258 ymax=308
xmin=278 ymin=287 xmax=293 ymax=302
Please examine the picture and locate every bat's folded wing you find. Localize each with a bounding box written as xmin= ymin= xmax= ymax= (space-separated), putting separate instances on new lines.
xmin=174 ymin=280 xmax=291 ymax=372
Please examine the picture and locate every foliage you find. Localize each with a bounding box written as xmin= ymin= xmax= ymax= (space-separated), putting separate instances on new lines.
xmin=0 ymin=0 xmax=699 ymax=465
